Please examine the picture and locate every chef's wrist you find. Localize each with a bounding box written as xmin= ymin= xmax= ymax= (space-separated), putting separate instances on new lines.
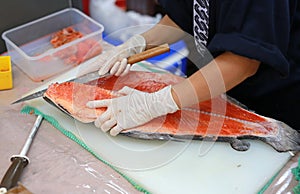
xmin=171 ymin=86 xmax=182 ymax=109
xmin=126 ymin=34 xmax=146 ymax=53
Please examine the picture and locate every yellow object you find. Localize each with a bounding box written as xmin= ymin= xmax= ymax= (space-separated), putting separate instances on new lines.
xmin=0 ymin=56 xmax=13 ymax=90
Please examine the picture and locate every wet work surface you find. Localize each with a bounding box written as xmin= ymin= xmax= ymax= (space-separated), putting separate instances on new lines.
xmin=0 ymin=63 xmax=299 ymax=193
xmin=0 ymin=64 xmax=141 ymax=193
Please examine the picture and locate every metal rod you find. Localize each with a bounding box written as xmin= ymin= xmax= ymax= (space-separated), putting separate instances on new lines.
xmin=19 ymin=115 xmax=43 ymax=157
xmin=0 ymin=115 xmax=43 ymax=192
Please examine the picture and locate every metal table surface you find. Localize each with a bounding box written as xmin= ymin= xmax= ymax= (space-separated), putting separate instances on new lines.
xmin=0 ymin=63 xmax=299 ymax=194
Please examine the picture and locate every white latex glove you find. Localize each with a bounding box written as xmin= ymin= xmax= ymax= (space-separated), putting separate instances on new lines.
xmin=98 ymin=34 xmax=146 ymax=76
xmin=86 ymin=85 xmax=179 ymax=136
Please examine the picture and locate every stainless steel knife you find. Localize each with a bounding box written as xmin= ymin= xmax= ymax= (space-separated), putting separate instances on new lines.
xmin=11 ymin=44 xmax=170 ymax=104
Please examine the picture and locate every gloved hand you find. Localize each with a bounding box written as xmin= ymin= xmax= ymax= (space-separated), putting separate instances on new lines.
xmin=86 ymin=85 xmax=179 ymax=136
xmin=98 ymin=34 xmax=146 ymax=76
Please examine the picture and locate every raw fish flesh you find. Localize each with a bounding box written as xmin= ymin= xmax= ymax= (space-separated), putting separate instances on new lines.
xmin=43 ymin=71 xmax=300 ymax=152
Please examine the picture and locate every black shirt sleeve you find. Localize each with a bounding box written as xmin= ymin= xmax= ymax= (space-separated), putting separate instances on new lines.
xmin=208 ymin=0 xmax=296 ymax=76
xmin=157 ymin=0 xmax=194 ymax=34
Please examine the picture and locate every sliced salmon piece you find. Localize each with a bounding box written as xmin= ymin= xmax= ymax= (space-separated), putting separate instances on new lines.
xmin=50 ymin=27 xmax=103 ymax=66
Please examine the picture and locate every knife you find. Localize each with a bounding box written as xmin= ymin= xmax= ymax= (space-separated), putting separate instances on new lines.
xmin=0 ymin=115 xmax=43 ymax=194
xmin=11 ymin=44 xmax=170 ymax=104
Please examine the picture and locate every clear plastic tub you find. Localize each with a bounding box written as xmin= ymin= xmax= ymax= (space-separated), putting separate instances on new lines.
xmin=2 ymin=8 xmax=104 ymax=82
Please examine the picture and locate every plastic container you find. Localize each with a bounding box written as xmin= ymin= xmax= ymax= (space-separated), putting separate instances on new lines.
xmin=0 ymin=56 xmax=13 ymax=90
xmin=2 ymin=8 xmax=104 ymax=82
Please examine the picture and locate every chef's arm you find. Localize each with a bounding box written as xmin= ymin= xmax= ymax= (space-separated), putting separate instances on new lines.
xmin=171 ymin=52 xmax=261 ymax=108
xmin=142 ymin=15 xmax=185 ymax=49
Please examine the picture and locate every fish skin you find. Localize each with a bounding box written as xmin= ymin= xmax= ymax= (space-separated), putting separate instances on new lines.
xmin=121 ymin=121 xmax=300 ymax=152
xmin=43 ymin=71 xmax=300 ymax=152
xmin=120 ymin=108 xmax=299 ymax=152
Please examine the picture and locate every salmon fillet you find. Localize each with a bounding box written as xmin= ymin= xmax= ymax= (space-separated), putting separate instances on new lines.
xmin=43 ymin=71 xmax=300 ymax=152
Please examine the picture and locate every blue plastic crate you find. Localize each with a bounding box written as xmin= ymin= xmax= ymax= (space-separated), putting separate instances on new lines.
xmin=146 ymin=40 xmax=188 ymax=76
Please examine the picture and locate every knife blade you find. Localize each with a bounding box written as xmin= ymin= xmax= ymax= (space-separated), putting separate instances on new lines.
xmin=11 ymin=44 xmax=170 ymax=104
xmin=10 ymin=71 xmax=100 ymax=105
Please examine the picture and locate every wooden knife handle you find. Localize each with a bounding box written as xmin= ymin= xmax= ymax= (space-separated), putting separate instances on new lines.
xmin=0 ymin=157 xmax=28 ymax=191
xmin=127 ymin=43 xmax=170 ymax=64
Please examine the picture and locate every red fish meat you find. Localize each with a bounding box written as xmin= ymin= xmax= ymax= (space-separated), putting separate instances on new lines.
xmin=50 ymin=27 xmax=103 ymax=66
xmin=43 ymin=71 xmax=300 ymax=152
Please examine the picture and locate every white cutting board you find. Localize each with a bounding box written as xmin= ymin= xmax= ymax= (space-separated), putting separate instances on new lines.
xmin=24 ymin=60 xmax=292 ymax=194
